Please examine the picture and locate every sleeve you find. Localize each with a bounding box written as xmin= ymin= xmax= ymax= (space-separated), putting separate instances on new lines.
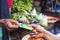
xmin=0 ymin=0 xmax=10 ymax=19
xmin=0 ymin=0 xmax=10 ymax=40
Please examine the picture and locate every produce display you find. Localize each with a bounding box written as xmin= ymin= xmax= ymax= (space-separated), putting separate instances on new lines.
xmin=12 ymin=0 xmax=33 ymax=13
xmin=11 ymin=0 xmax=33 ymax=21
xmin=11 ymin=8 xmax=48 ymax=27
xmin=11 ymin=0 xmax=48 ymax=40
xmin=11 ymin=0 xmax=48 ymax=27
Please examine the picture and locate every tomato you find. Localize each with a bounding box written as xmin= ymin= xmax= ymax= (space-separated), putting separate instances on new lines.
xmin=28 ymin=37 xmax=44 ymax=40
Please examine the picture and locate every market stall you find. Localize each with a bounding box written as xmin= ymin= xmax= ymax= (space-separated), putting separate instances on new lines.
xmin=9 ymin=0 xmax=60 ymax=40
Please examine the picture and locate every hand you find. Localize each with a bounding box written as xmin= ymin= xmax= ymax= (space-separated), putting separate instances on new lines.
xmin=3 ymin=19 xmax=19 ymax=31
xmin=30 ymin=24 xmax=45 ymax=33
xmin=30 ymin=24 xmax=45 ymax=38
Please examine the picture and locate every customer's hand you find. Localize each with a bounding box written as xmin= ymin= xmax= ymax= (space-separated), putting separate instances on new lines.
xmin=3 ymin=19 xmax=19 ymax=31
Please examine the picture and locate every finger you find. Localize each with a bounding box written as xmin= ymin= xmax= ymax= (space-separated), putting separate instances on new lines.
xmin=30 ymin=33 xmax=44 ymax=38
xmin=12 ymin=21 xmax=19 ymax=25
xmin=31 ymin=35 xmax=37 ymax=37
xmin=31 ymin=24 xmax=45 ymax=31
xmin=6 ymin=25 xmax=18 ymax=32
xmin=7 ymin=28 xmax=16 ymax=32
xmin=6 ymin=27 xmax=13 ymax=32
xmin=30 ymin=33 xmax=38 ymax=37
xmin=32 ymin=29 xmax=38 ymax=33
xmin=30 ymin=33 xmax=40 ymax=38
xmin=30 ymin=24 xmax=36 ymax=29
xmin=23 ymin=20 xmax=30 ymax=24
xmin=30 ymin=33 xmax=37 ymax=35
xmin=38 ymin=33 xmax=44 ymax=37
xmin=9 ymin=19 xmax=19 ymax=25
xmin=30 ymin=24 xmax=37 ymax=27
xmin=11 ymin=25 xmax=19 ymax=28
xmin=35 ymin=33 xmax=44 ymax=38
xmin=30 ymin=24 xmax=43 ymax=28
xmin=30 ymin=24 xmax=40 ymax=29
xmin=7 ymin=21 xmax=19 ymax=29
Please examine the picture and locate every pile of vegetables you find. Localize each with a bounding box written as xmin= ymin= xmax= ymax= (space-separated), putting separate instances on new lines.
xmin=11 ymin=0 xmax=33 ymax=20
xmin=11 ymin=0 xmax=48 ymax=27
xmin=12 ymin=8 xmax=48 ymax=27
xmin=12 ymin=0 xmax=33 ymax=13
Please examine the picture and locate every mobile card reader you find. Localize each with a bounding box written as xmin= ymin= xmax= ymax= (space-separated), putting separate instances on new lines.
xmin=19 ymin=23 xmax=33 ymax=30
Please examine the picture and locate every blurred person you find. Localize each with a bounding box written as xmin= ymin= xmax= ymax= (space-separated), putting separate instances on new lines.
xmin=33 ymin=0 xmax=42 ymax=14
xmin=0 ymin=0 xmax=19 ymax=40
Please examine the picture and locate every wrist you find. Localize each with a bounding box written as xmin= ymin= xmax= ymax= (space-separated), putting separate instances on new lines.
xmin=42 ymin=29 xmax=47 ymax=33
xmin=40 ymin=28 xmax=47 ymax=33
xmin=39 ymin=27 xmax=46 ymax=33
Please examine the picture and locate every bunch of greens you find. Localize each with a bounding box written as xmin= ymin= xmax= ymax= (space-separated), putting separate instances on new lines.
xmin=11 ymin=0 xmax=33 ymax=20
xmin=12 ymin=0 xmax=33 ymax=13
xmin=11 ymin=0 xmax=48 ymax=27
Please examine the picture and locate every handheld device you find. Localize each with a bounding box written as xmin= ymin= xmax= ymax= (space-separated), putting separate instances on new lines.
xmin=19 ymin=23 xmax=33 ymax=30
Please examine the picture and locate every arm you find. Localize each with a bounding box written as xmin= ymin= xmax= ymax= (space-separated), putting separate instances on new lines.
xmin=43 ymin=29 xmax=59 ymax=40
xmin=31 ymin=24 xmax=60 ymax=40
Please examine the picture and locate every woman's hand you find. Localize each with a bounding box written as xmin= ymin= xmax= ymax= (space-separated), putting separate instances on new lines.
xmin=3 ymin=19 xmax=19 ymax=31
